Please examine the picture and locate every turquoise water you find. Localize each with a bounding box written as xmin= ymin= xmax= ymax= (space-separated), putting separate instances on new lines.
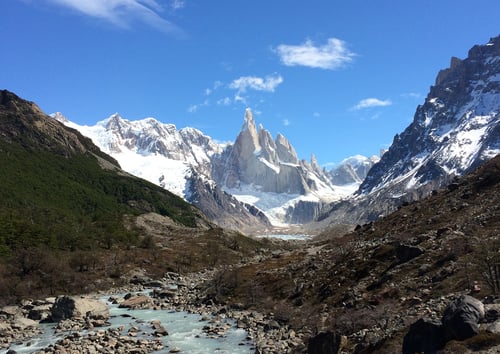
xmin=2 ymin=293 xmax=254 ymax=354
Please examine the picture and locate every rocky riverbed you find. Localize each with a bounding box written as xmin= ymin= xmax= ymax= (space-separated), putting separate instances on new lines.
xmin=0 ymin=267 xmax=306 ymax=354
xmin=2 ymin=264 xmax=499 ymax=354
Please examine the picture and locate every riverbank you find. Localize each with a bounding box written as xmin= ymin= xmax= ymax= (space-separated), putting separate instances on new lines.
xmin=0 ymin=265 xmax=307 ymax=354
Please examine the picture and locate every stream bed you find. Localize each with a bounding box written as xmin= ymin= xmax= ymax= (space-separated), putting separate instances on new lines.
xmin=2 ymin=292 xmax=255 ymax=354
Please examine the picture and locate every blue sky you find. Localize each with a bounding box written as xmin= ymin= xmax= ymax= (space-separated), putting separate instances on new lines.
xmin=2 ymin=1 xmax=499 ymax=167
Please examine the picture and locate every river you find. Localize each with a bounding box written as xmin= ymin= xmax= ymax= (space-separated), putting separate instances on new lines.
xmin=2 ymin=291 xmax=255 ymax=354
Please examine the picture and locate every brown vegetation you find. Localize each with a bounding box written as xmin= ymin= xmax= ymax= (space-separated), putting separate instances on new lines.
xmin=197 ymin=155 xmax=500 ymax=351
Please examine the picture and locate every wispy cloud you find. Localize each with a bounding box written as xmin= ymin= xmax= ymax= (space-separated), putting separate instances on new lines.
xmin=229 ymin=74 xmax=283 ymax=93
xmin=45 ymin=0 xmax=184 ymax=35
xmin=401 ymin=92 xmax=422 ymax=99
xmin=217 ymin=97 xmax=231 ymax=106
xmin=187 ymin=99 xmax=208 ymax=113
xmin=275 ymin=38 xmax=355 ymax=70
xmin=352 ymin=98 xmax=392 ymax=110
xmin=283 ymin=118 xmax=290 ymax=126
xmin=170 ymin=0 xmax=185 ymax=10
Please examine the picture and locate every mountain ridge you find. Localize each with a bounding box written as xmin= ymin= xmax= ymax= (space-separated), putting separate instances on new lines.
xmin=0 ymin=89 xmax=210 ymax=255
xmin=55 ymin=108 xmax=353 ymax=229
xmin=319 ymin=35 xmax=500 ymax=225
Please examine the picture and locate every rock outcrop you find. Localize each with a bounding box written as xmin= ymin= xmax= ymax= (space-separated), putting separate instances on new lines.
xmin=51 ymin=296 xmax=109 ymax=322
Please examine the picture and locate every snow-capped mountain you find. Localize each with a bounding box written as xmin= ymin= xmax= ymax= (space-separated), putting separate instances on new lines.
xmin=211 ymin=109 xmax=347 ymax=225
xmin=320 ymin=35 xmax=500 ymax=224
xmin=359 ymin=35 xmax=499 ymax=196
xmin=52 ymin=112 xmax=272 ymax=231
xmin=53 ymin=109 xmax=352 ymax=229
xmin=54 ymin=112 xmax=220 ymax=197
xmin=328 ymin=155 xmax=380 ymax=186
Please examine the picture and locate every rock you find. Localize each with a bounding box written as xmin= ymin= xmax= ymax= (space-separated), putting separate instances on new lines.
xmin=264 ymin=320 xmax=281 ymax=332
xmin=307 ymin=331 xmax=342 ymax=354
xmin=402 ymin=318 xmax=446 ymax=354
xmin=395 ymin=243 xmax=424 ymax=263
xmin=118 ymin=295 xmax=153 ymax=309
xmin=145 ymin=280 xmax=165 ymax=288
xmin=51 ymin=296 xmax=109 ymax=322
xmin=152 ymin=288 xmax=177 ymax=299
xmin=1 ymin=306 xmax=19 ymax=317
xmin=11 ymin=316 xmax=38 ymax=330
xmin=442 ymin=295 xmax=484 ymax=341
xmin=28 ymin=304 xmax=52 ymax=321
xmin=485 ymin=321 xmax=500 ymax=334
xmin=151 ymin=320 xmax=168 ymax=336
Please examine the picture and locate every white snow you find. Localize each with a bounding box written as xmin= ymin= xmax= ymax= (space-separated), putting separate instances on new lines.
xmin=258 ymin=157 xmax=280 ymax=173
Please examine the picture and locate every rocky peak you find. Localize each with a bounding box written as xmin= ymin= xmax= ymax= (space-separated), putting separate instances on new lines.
xmin=51 ymin=112 xmax=69 ymax=123
xmin=358 ymin=35 xmax=500 ymax=198
xmin=276 ymin=133 xmax=299 ymax=164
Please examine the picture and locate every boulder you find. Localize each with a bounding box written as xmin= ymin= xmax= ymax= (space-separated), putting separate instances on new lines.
xmin=28 ymin=304 xmax=53 ymax=321
xmin=307 ymin=331 xmax=342 ymax=354
xmin=0 ymin=306 xmax=20 ymax=317
xmin=11 ymin=316 xmax=39 ymax=330
xmin=402 ymin=318 xmax=446 ymax=354
xmin=442 ymin=295 xmax=484 ymax=341
xmin=151 ymin=320 xmax=168 ymax=336
xmin=395 ymin=243 xmax=424 ymax=264
xmin=118 ymin=295 xmax=153 ymax=309
xmin=51 ymin=296 xmax=109 ymax=322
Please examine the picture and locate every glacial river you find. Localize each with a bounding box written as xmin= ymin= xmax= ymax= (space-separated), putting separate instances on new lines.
xmin=2 ymin=292 xmax=254 ymax=353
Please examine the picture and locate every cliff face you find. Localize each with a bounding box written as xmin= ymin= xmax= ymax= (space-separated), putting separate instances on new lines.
xmin=212 ymin=108 xmax=333 ymax=196
xmin=358 ymin=36 xmax=500 ymax=197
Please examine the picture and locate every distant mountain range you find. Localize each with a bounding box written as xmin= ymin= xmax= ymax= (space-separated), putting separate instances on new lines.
xmin=53 ymin=35 xmax=500 ymax=230
xmin=54 ymin=108 xmax=361 ymax=230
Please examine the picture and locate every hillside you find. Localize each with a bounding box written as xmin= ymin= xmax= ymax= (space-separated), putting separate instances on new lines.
xmin=199 ymin=154 xmax=500 ymax=352
xmin=0 ymin=90 xmax=207 ymax=254
xmin=0 ymin=90 xmax=274 ymax=303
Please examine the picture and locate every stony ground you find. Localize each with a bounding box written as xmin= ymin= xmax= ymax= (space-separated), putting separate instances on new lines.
xmin=2 ymin=156 xmax=500 ymax=353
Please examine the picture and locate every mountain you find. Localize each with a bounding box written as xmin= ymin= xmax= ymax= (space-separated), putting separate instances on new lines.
xmin=54 ymin=112 xmax=273 ymax=232
xmin=211 ymin=108 xmax=343 ymax=225
xmin=328 ymin=154 xmax=380 ymax=186
xmin=321 ymin=35 xmax=500 ymax=224
xmin=56 ymin=109 xmax=350 ymax=229
xmin=0 ymin=89 xmax=208 ymax=255
xmin=360 ymin=35 xmax=500 ymax=197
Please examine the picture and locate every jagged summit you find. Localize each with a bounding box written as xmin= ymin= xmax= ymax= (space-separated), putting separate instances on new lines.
xmin=243 ymin=107 xmax=255 ymax=128
xmin=320 ymin=35 xmax=500 ymax=225
xmin=55 ymin=110 xmax=272 ymax=231
xmin=359 ymin=35 xmax=500 ymax=196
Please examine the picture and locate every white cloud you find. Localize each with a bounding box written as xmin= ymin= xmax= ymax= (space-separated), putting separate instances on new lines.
xmin=213 ymin=81 xmax=223 ymax=89
xmin=283 ymin=119 xmax=290 ymax=126
xmin=45 ymin=0 xmax=184 ymax=35
xmin=352 ymin=98 xmax=392 ymax=110
xmin=217 ymin=97 xmax=231 ymax=106
xmin=187 ymin=99 xmax=208 ymax=113
xmin=234 ymin=93 xmax=247 ymax=105
xmin=275 ymin=38 xmax=355 ymax=70
xmin=170 ymin=0 xmax=185 ymax=10
xmin=229 ymin=74 xmax=283 ymax=93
